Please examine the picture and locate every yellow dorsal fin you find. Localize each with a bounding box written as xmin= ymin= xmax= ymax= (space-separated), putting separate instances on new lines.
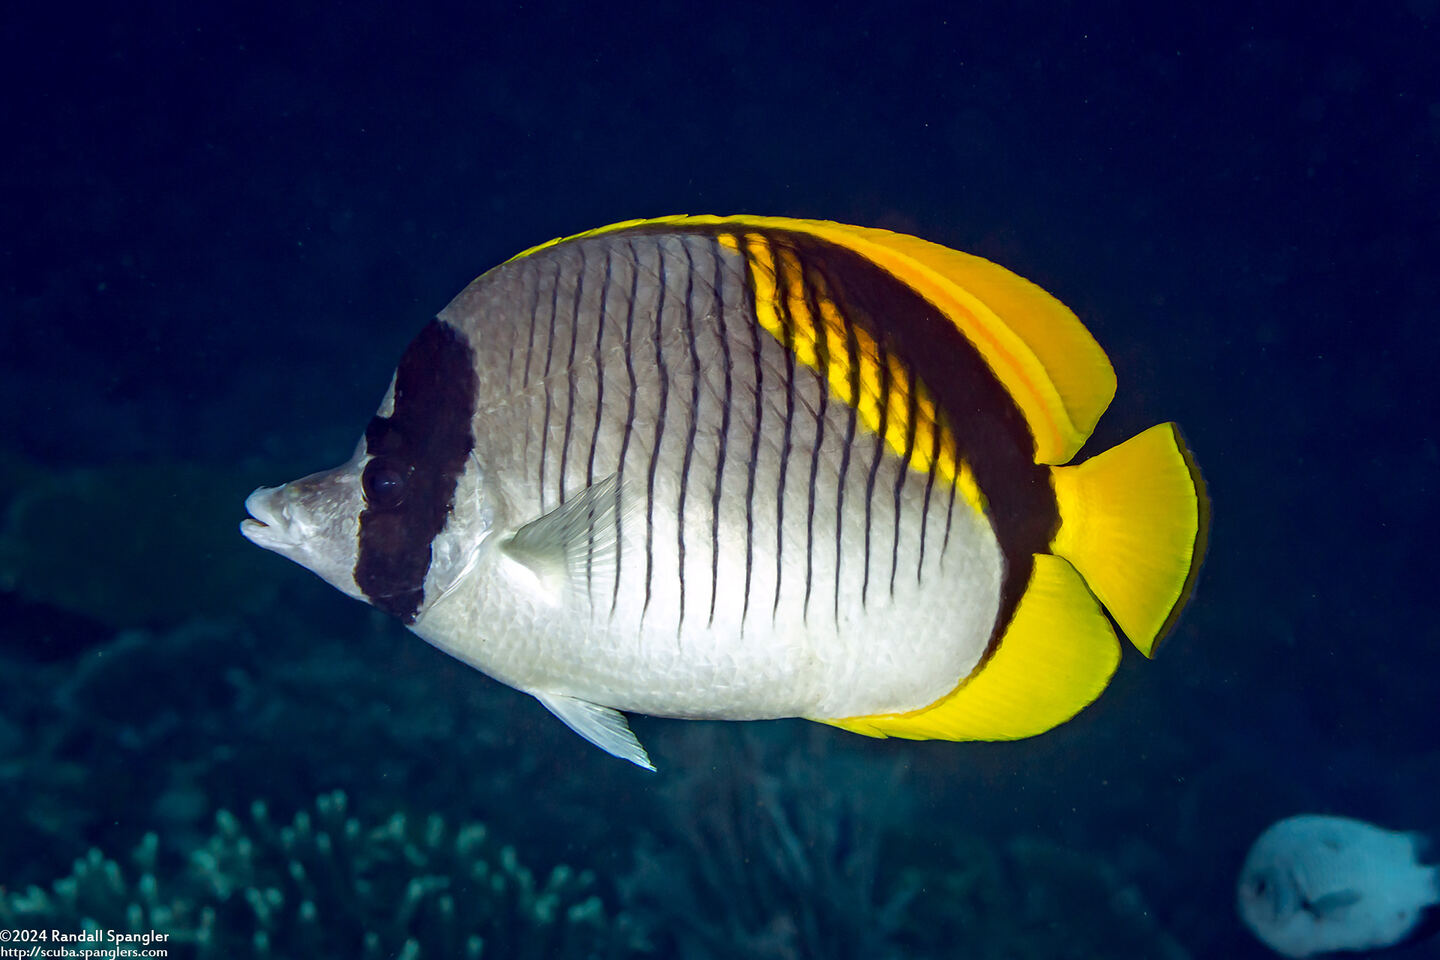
xmin=504 ymin=215 xmax=1115 ymax=464
xmin=1050 ymin=423 xmax=1207 ymax=656
xmin=816 ymin=553 xmax=1121 ymax=741
xmin=788 ymin=219 xmax=1117 ymax=464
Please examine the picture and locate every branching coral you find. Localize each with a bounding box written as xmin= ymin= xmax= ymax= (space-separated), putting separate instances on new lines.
xmin=624 ymin=725 xmax=919 ymax=960
xmin=623 ymin=724 xmax=1192 ymax=960
xmin=2 ymin=791 xmax=650 ymax=960
xmin=1 ymin=833 xmax=206 ymax=950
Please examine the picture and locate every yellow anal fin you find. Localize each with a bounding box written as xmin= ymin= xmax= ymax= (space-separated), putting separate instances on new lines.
xmin=817 ymin=553 xmax=1120 ymax=741
xmin=1050 ymin=423 xmax=1207 ymax=657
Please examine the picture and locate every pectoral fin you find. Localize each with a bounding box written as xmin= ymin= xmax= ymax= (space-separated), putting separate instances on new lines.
xmin=533 ymin=690 xmax=655 ymax=771
xmin=1308 ymin=888 xmax=1362 ymax=918
xmin=502 ymin=475 xmax=622 ymax=599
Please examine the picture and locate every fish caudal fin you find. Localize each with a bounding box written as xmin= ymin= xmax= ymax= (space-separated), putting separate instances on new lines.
xmin=819 ymin=553 xmax=1121 ymax=741
xmin=1050 ymin=422 xmax=1207 ymax=656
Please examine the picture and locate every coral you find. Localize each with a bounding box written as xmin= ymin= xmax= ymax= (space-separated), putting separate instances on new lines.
xmin=0 ymin=833 xmax=205 ymax=951
xmin=2 ymin=791 xmax=650 ymax=960
xmin=0 ymin=610 xmax=629 ymax=889
xmin=625 ymin=724 xmax=1191 ymax=960
xmin=624 ymin=724 xmax=920 ymax=960
xmin=891 ymin=831 xmax=1193 ymax=960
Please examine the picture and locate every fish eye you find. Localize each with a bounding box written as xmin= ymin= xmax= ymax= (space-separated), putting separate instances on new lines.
xmin=363 ymin=459 xmax=410 ymax=510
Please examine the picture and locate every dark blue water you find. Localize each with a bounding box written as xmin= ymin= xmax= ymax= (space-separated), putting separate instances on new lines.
xmin=3 ymin=3 xmax=1436 ymax=957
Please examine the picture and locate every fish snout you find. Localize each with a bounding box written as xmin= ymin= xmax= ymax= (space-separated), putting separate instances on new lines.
xmin=238 ymin=463 xmax=368 ymax=602
xmin=240 ymin=484 xmax=303 ymax=549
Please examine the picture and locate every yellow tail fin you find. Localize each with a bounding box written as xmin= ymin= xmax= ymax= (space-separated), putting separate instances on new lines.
xmin=1050 ymin=423 xmax=1207 ymax=656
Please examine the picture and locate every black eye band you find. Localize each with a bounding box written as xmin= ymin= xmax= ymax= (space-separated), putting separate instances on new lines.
xmin=354 ymin=319 xmax=478 ymax=622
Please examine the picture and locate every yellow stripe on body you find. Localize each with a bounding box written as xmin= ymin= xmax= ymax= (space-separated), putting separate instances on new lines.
xmin=724 ymin=231 xmax=985 ymax=515
xmin=505 ymin=215 xmax=1115 ymax=466
xmin=804 ymin=222 xmax=1113 ymax=466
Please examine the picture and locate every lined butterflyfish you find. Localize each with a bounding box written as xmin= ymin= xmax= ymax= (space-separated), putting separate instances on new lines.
xmin=241 ymin=216 xmax=1207 ymax=770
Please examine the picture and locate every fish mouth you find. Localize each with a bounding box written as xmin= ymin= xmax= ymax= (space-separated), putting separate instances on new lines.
xmin=240 ymin=486 xmax=299 ymax=550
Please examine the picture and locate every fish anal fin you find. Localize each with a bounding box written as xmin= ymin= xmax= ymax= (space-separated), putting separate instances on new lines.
xmin=816 ymin=553 xmax=1120 ymax=741
xmin=1050 ymin=422 xmax=1208 ymax=656
xmin=533 ymin=690 xmax=655 ymax=771
xmin=501 ymin=475 xmax=621 ymax=598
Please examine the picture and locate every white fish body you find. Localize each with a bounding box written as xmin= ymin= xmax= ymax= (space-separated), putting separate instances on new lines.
xmin=1238 ymin=814 xmax=1440 ymax=958
xmin=242 ymin=216 xmax=1206 ymax=769
xmin=410 ymin=321 xmax=1003 ymax=724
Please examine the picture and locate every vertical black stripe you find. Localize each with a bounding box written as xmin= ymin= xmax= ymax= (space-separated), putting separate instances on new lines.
xmin=538 ymin=261 xmax=561 ymax=510
xmin=675 ymin=239 xmax=702 ymax=633
xmin=917 ymin=402 xmax=941 ymax=581
xmin=796 ymin=248 xmax=860 ymax=622
xmin=800 ymin=258 xmax=830 ymax=621
xmin=834 ymin=291 xmax=862 ymax=621
xmin=862 ymin=340 xmax=891 ymax=607
xmin=585 ymin=248 xmax=613 ymax=594
xmin=890 ymin=365 xmax=919 ymax=596
xmin=943 ymin=456 xmax=958 ymax=557
xmin=772 ymin=244 xmax=798 ymax=618
xmin=522 ymin=262 xmax=541 ymax=390
xmin=588 ymin=250 xmax=613 ymax=488
xmin=708 ymin=239 xmax=733 ymax=627
xmin=741 ymin=239 xmax=765 ymax=627
xmin=643 ymin=242 xmax=671 ymax=618
xmin=612 ymin=244 xmax=641 ymax=615
xmin=558 ymin=247 xmax=586 ymax=506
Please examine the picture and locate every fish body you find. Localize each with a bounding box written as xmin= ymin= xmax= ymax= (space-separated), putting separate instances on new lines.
xmin=1238 ymin=814 xmax=1440 ymax=958
xmin=242 ymin=216 xmax=1206 ymax=768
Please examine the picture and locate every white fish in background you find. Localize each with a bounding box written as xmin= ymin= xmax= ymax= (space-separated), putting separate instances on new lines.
xmin=1238 ymin=814 xmax=1440 ymax=958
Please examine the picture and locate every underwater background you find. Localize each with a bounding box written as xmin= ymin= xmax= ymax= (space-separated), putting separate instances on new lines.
xmin=3 ymin=2 xmax=1437 ymax=957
